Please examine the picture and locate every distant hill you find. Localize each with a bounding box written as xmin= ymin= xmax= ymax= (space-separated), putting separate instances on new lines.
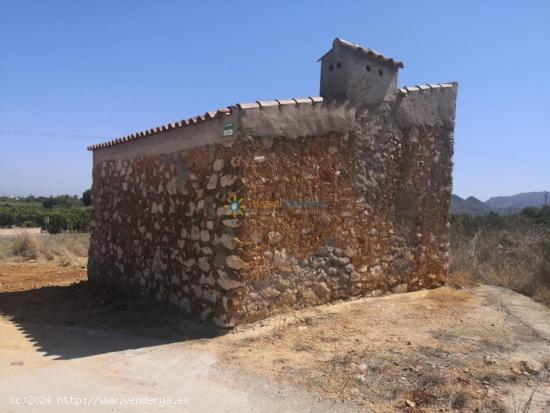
xmin=452 ymin=191 xmax=549 ymax=215
xmin=451 ymin=195 xmax=492 ymax=215
xmin=485 ymin=192 xmax=549 ymax=210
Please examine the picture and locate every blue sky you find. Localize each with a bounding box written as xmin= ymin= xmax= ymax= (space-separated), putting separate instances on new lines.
xmin=1 ymin=1 xmax=549 ymax=200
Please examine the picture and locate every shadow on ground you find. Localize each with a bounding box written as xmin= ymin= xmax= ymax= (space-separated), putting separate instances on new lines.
xmin=0 ymin=281 xmax=222 ymax=360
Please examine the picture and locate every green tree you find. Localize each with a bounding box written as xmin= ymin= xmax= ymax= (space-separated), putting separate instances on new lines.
xmin=82 ymin=189 xmax=92 ymax=206
xmin=42 ymin=197 xmax=55 ymax=209
xmin=46 ymin=212 xmax=68 ymax=234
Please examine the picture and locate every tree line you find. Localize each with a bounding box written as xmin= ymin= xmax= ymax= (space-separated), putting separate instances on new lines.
xmin=0 ymin=191 xmax=92 ymax=233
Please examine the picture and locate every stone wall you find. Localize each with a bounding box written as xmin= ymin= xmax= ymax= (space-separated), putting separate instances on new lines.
xmin=88 ymin=85 xmax=456 ymax=327
xmin=89 ymin=141 xmax=247 ymax=327
xmin=235 ymin=95 xmax=454 ymax=324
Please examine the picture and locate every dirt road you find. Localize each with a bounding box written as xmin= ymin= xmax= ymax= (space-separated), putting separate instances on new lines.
xmin=0 ymin=265 xmax=351 ymax=412
xmin=0 ymin=318 xmax=350 ymax=412
xmin=0 ymin=264 xmax=549 ymax=412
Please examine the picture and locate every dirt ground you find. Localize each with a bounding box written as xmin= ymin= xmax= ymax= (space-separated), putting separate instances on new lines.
xmin=0 ymin=263 xmax=87 ymax=293
xmin=199 ymin=287 xmax=550 ymax=412
xmin=1 ymin=263 xmax=549 ymax=412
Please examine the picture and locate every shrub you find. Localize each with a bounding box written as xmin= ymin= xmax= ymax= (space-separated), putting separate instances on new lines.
xmin=0 ymin=233 xmax=90 ymax=265
xmin=57 ymin=252 xmax=73 ymax=267
xmin=10 ymin=234 xmax=39 ymax=259
xmin=450 ymin=210 xmax=550 ymax=307
xmin=46 ymin=212 xmax=69 ymax=234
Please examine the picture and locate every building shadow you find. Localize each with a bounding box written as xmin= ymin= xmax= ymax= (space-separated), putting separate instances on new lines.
xmin=0 ymin=281 xmax=222 ymax=360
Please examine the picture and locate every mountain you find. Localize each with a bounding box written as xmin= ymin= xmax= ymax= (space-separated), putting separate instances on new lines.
xmin=451 ymin=191 xmax=549 ymax=215
xmin=451 ymin=195 xmax=492 ymax=215
xmin=486 ymin=192 xmax=549 ymax=210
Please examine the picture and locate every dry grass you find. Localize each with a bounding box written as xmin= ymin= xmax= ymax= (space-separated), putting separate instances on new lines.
xmin=0 ymin=233 xmax=89 ymax=267
xmin=39 ymin=233 xmax=89 ymax=260
xmin=425 ymin=286 xmax=473 ymax=303
xmin=446 ymin=270 xmax=478 ymax=289
xmin=450 ymin=217 xmax=550 ymax=307
xmin=9 ymin=234 xmax=39 ymax=259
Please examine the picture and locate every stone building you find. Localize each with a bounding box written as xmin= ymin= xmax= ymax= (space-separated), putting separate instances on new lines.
xmin=88 ymin=38 xmax=458 ymax=327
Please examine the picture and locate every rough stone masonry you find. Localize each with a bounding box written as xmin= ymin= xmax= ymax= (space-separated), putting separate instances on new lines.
xmin=88 ymin=38 xmax=458 ymax=327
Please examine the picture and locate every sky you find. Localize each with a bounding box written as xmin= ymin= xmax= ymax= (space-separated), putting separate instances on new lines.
xmin=0 ymin=1 xmax=549 ymax=201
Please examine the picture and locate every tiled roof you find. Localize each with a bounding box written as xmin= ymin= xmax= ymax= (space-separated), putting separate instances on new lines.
xmin=87 ymin=97 xmax=324 ymax=151
xmin=398 ymin=83 xmax=457 ymax=94
xmin=232 ymin=96 xmax=324 ymax=110
xmin=318 ymin=38 xmax=404 ymax=69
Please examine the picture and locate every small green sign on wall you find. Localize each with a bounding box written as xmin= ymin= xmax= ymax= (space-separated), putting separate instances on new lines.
xmin=223 ymin=122 xmax=234 ymax=137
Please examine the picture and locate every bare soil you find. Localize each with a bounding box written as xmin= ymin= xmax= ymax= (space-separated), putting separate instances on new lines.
xmin=197 ymin=288 xmax=550 ymax=412
xmin=0 ymin=263 xmax=87 ymax=293
xmin=1 ymin=263 xmax=549 ymax=412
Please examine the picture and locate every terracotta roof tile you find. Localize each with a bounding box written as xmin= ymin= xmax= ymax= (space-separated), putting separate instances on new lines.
xmin=398 ymin=82 xmax=457 ymax=95
xmin=236 ymin=102 xmax=260 ymax=110
xmin=256 ymin=100 xmax=279 ymax=108
xmin=87 ymin=97 xmax=324 ymax=151
xmin=292 ymin=97 xmax=312 ymax=104
xmin=276 ymin=99 xmax=295 ymax=106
